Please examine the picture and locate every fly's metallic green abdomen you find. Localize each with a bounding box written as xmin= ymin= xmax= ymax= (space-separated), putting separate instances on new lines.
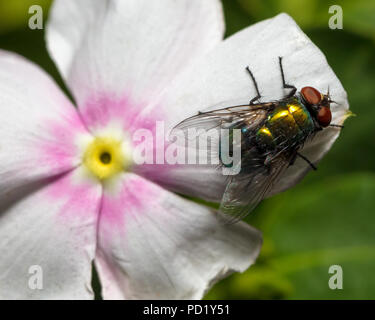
xmin=256 ymin=97 xmax=314 ymax=150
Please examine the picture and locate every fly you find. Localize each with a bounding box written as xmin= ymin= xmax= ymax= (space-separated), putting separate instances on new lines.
xmin=173 ymin=57 xmax=343 ymax=224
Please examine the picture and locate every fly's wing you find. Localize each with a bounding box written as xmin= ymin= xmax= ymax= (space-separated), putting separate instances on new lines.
xmin=218 ymin=154 xmax=293 ymax=224
xmin=172 ymin=103 xmax=274 ymax=141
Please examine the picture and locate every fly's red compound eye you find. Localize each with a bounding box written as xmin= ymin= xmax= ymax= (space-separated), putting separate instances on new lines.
xmin=317 ymin=106 xmax=332 ymax=127
xmin=301 ymin=86 xmax=323 ymax=105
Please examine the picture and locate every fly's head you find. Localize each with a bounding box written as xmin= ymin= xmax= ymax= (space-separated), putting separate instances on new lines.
xmin=300 ymin=86 xmax=334 ymax=128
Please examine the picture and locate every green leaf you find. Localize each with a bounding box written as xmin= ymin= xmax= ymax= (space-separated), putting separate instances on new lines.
xmin=236 ymin=0 xmax=375 ymax=41
xmin=0 ymin=0 xmax=52 ymax=35
xmin=306 ymin=29 xmax=375 ymax=179
xmin=207 ymin=173 xmax=375 ymax=299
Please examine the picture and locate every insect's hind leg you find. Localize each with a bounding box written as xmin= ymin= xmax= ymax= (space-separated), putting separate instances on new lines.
xmin=296 ymin=152 xmax=317 ymax=171
xmin=279 ymin=56 xmax=297 ymax=98
xmin=246 ymin=66 xmax=262 ymax=105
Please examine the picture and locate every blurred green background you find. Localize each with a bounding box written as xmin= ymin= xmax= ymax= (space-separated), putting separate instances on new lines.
xmin=0 ymin=0 xmax=374 ymax=299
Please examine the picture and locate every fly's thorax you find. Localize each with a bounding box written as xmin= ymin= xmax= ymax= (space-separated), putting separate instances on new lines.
xmin=256 ymin=99 xmax=314 ymax=150
xmin=290 ymin=96 xmax=315 ymax=134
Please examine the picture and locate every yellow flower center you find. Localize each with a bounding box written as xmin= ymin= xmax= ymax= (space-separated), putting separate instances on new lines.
xmin=83 ymin=136 xmax=127 ymax=180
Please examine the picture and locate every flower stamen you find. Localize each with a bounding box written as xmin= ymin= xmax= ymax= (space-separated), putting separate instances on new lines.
xmin=83 ymin=136 xmax=126 ymax=180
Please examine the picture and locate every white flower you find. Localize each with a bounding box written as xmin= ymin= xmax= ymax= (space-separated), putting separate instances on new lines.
xmin=0 ymin=0 xmax=348 ymax=300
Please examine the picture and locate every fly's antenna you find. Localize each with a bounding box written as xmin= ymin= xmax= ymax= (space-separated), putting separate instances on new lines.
xmin=326 ymin=85 xmax=338 ymax=105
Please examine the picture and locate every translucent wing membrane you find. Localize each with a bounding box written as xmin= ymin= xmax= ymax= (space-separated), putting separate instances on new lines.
xmin=170 ymin=103 xmax=274 ymax=158
xmin=218 ymin=154 xmax=292 ymax=224
xmin=172 ymin=103 xmax=274 ymax=134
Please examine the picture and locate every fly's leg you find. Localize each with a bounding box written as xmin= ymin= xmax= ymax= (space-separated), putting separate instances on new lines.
xmin=296 ymin=152 xmax=317 ymax=171
xmin=246 ymin=66 xmax=261 ymax=105
xmin=329 ymin=124 xmax=344 ymax=128
xmin=279 ymin=56 xmax=297 ymax=98
xmin=264 ymin=155 xmax=272 ymax=175
xmin=288 ymin=152 xmax=298 ymax=167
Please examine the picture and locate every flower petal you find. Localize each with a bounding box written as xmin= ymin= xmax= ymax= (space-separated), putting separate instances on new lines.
xmin=0 ymin=170 xmax=102 ymax=299
xmin=146 ymin=13 xmax=349 ymax=200
xmin=136 ymin=164 xmax=226 ymax=202
xmin=0 ymin=50 xmax=89 ymax=197
xmin=46 ymin=0 xmax=224 ymax=123
xmin=95 ymin=173 xmax=262 ymax=299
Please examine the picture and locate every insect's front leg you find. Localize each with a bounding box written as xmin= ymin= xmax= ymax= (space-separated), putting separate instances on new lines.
xmin=279 ymin=56 xmax=297 ymax=98
xmin=245 ymin=66 xmax=262 ymax=105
